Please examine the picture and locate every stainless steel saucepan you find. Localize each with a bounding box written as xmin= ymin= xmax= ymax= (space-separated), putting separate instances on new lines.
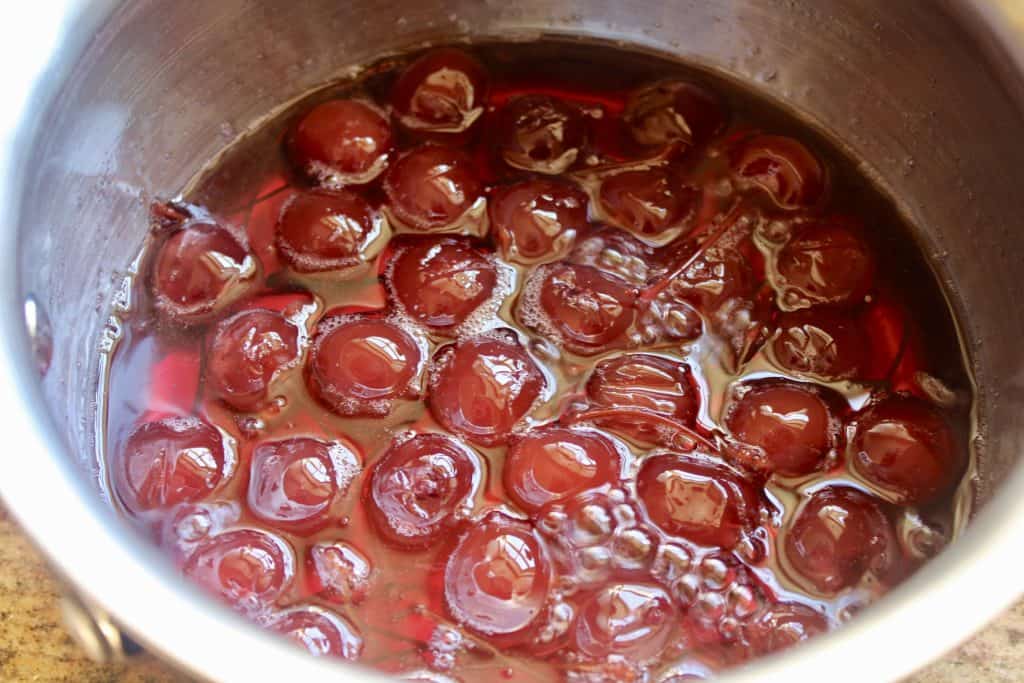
xmin=1 ymin=1 xmax=1023 ymax=681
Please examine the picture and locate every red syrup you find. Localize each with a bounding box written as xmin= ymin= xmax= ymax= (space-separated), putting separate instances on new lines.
xmin=101 ymin=41 xmax=973 ymax=681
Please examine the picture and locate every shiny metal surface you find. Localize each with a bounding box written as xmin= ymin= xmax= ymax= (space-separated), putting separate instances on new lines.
xmin=1 ymin=1 xmax=1023 ymax=681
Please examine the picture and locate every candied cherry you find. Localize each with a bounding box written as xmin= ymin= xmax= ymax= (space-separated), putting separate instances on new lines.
xmin=772 ymin=309 xmax=866 ymax=380
xmin=307 ymin=541 xmax=373 ymax=604
xmin=268 ymin=605 xmax=364 ymax=660
xmin=285 ymin=99 xmax=392 ymax=187
xmin=773 ymin=218 xmax=875 ymax=310
xmin=428 ymin=331 xmax=546 ymax=446
xmin=392 ymin=48 xmax=488 ymax=134
xmin=597 ymin=167 xmax=699 ymax=243
xmin=152 ymin=223 xmax=254 ymax=323
xmin=503 ymin=426 xmax=621 ymax=512
xmin=495 ymin=94 xmax=585 ymax=174
xmin=247 ymin=437 xmax=360 ymax=533
xmin=383 ymin=145 xmax=484 ymax=231
xmin=526 ymin=263 xmax=637 ymax=355
xmin=183 ymin=528 xmax=294 ymax=611
xmin=444 ymin=513 xmax=551 ymax=642
xmin=307 ymin=314 xmax=423 ymax=417
xmin=569 ymin=226 xmax=661 ymax=285
xmin=731 ymin=134 xmax=825 ymax=210
xmin=724 ymin=380 xmax=839 ymax=477
xmin=206 ymin=309 xmax=300 ymax=411
xmin=851 ymin=396 xmax=959 ymax=505
xmin=585 ymin=354 xmax=700 ymax=444
xmin=387 ymin=236 xmax=498 ymax=330
xmin=115 ymin=417 xmax=228 ymax=513
xmin=275 ymin=190 xmax=381 ymax=273
xmin=743 ymin=602 xmax=828 ymax=656
xmin=368 ymin=433 xmax=480 ymax=548
xmin=637 ymin=453 xmax=760 ymax=548
xmin=668 ymin=245 xmax=754 ymax=313
xmin=489 ymin=179 xmax=588 ymax=264
xmin=784 ymin=486 xmax=895 ymax=594
xmin=624 ymin=79 xmax=726 ymax=149
xmin=575 ymin=584 xmax=675 ymax=663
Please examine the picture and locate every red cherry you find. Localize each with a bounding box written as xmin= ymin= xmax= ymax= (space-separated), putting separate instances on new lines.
xmin=743 ymin=602 xmax=828 ymax=655
xmin=503 ymin=427 xmax=621 ymax=512
xmin=637 ymin=453 xmax=760 ymax=548
xmin=774 ymin=219 xmax=875 ymax=310
xmin=183 ymin=528 xmax=294 ymax=611
xmin=392 ymin=48 xmax=488 ymax=134
xmin=597 ymin=167 xmax=699 ymax=243
xmin=286 ymin=99 xmax=392 ymax=187
xmin=115 ymin=417 xmax=229 ymax=513
xmin=851 ymin=396 xmax=960 ymax=505
xmin=247 ymin=437 xmax=360 ymax=533
xmin=724 ymin=380 xmax=839 ymax=477
xmin=159 ymin=501 xmax=240 ymax=565
xmin=383 ymin=145 xmax=484 ymax=231
xmin=307 ymin=541 xmax=373 ymax=604
xmin=667 ymin=246 xmax=754 ymax=313
xmin=569 ymin=227 xmax=661 ymax=285
xmin=731 ymin=134 xmax=825 ymax=210
xmin=495 ymin=94 xmax=585 ymax=174
xmin=268 ymin=605 xmax=364 ymax=660
xmin=574 ymin=583 xmax=675 ymax=662
xmin=489 ymin=179 xmax=588 ymax=264
xmin=772 ymin=309 xmax=866 ymax=380
xmin=206 ymin=309 xmax=300 ymax=411
xmin=784 ymin=486 xmax=895 ymax=594
xmin=444 ymin=513 xmax=551 ymax=642
xmin=624 ymin=80 xmax=726 ymax=149
xmin=368 ymin=433 xmax=481 ymax=548
xmin=428 ymin=331 xmax=546 ymax=446
xmin=585 ymin=354 xmax=700 ymax=444
xmin=152 ymin=223 xmax=254 ymax=323
xmin=307 ymin=314 xmax=423 ymax=417
xmin=526 ymin=263 xmax=637 ymax=355
xmin=387 ymin=236 xmax=498 ymax=330
xmin=275 ymin=190 xmax=381 ymax=273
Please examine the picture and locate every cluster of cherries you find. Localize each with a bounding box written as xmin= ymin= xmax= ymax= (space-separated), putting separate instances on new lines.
xmin=112 ymin=46 xmax=965 ymax=681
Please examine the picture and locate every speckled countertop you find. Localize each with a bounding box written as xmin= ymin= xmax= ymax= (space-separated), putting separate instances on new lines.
xmin=0 ymin=505 xmax=1020 ymax=683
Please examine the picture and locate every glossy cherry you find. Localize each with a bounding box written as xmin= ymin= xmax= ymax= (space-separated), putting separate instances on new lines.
xmin=444 ymin=513 xmax=551 ymax=642
xmin=152 ymin=223 xmax=253 ymax=323
xmin=387 ymin=236 xmax=497 ymax=330
xmin=247 ymin=437 xmax=360 ymax=532
xmin=489 ymin=179 xmax=588 ymax=264
xmin=495 ymin=94 xmax=585 ymax=174
xmin=784 ymin=486 xmax=895 ymax=594
xmin=851 ymin=396 xmax=960 ymax=505
xmin=269 ymin=606 xmax=364 ymax=660
xmin=529 ymin=263 xmax=637 ymax=355
xmin=275 ymin=190 xmax=380 ymax=273
xmin=637 ymin=453 xmax=760 ymax=548
xmin=392 ymin=48 xmax=488 ymax=134
xmin=428 ymin=331 xmax=546 ymax=446
xmin=731 ymin=134 xmax=825 ymax=210
xmin=307 ymin=315 xmax=423 ymax=417
xmin=772 ymin=309 xmax=866 ymax=380
xmin=624 ymin=79 xmax=726 ymax=149
xmin=383 ymin=145 xmax=484 ymax=230
xmin=743 ymin=602 xmax=828 ymax=656
xmin=206 ymin=309 xmax=299 ymax=410
xmin=668 ymin=245 xmax=754 ymax=313
xmin=368 ymin=433 xmax=480 ymax=548
xmin=574 ymin=583 xmax=675 ymax=662
xmin=774 ymin=218 xmax=875 ymax=310
xmin=597 ymin=167 xmax=699 ymax=242
xmin=585 ymin=354 xmax=700 ymax=444
xmin=183 ymin=528 xmax=294 ymax=612
xmin=569 ymin=226 xmax=661 ymax=285
xmin=724 ymin=380 xmax=838 ymax=477
xmin=503 ymin=426 xmax=621 ymax=512
xmin=116 ymin=417 xmax=228 ymax=513
xmin=286 ymin=99 xmax=392 ymax=187
xmin=307 ymin=541 xmax=373 ymax=605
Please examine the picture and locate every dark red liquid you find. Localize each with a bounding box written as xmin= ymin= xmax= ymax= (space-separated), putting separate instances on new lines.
xmin=102 ymin=41 xmax=973 ymax=681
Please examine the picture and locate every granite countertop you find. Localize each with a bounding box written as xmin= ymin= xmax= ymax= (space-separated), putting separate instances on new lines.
xmin=0 ymin=506 xmax=1020 ymax=683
